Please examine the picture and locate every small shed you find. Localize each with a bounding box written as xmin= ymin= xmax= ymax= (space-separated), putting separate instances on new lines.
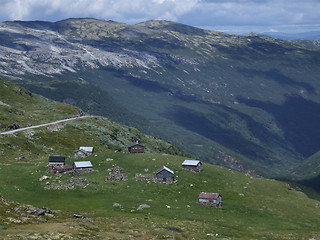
xmin=156 ymin=166 xmax=174 ymax=182
xmin=73 ymin=161 xmax=93 ymax=173
xmin=182 ymin=160 xmax=203 ymax=172
xmin=198 ymin=192 xmax=223 ymax=207
xmin=128 ymin=142 xmax=144 ymax=153
xmin=74 ymin=149 xmax=88 ymax=159
xmin=79 ymin=146 xmax=94 ymax=154
xmin=48 ymin=156 xmax=65 ymax=166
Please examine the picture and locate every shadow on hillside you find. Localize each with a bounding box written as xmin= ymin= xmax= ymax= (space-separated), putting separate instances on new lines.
xmin=297 ymin=175 xmax=320 ymax=194
xmin=166 ymin=105 xmax=276 ymax=163
xmin=238 ymin=68 xmax=315 ymax=94
xmin=238 ymin=95 xmax=320 ymax=158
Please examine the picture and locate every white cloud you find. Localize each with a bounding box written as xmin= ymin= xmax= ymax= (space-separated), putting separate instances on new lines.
xmin=0 ymin=0 xmax=199 ymax=23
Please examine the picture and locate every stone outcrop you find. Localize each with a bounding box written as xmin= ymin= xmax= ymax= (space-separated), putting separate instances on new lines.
xmin=105 ymin=166 xmax=127 ymax=181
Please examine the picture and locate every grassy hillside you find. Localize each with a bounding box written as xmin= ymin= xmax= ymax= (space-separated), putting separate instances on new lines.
xmin=1 ymin=78 xmax=320 ymax=239
xmin=1 ymin=152 xmax=320 ymax=239
xmin=0 ymin=78 xmax=81 ymax=131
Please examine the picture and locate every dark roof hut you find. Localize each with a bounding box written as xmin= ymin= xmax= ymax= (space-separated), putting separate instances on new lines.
xmin=128 ymin=142 xmax=144 ymax=153
xmin=48 ymin=156 xmax=65 ymax=166
xmin=198 ymin=192 xmax=223 ymax=207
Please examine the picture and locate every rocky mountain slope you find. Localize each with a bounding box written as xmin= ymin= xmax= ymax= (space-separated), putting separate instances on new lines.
xmin=1 ymin=18 xmax=320 ymax=180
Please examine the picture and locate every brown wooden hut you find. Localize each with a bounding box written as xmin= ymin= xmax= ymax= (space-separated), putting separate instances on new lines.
xmin=198 ymin=192 xmax=223 ymax=207
xmin=128 ymin=142 xmax=144 ymax=153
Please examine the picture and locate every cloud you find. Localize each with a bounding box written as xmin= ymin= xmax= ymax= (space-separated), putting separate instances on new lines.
xmin=0 ymin=0 xmax=319 ymax=33
xmin=0 ymin=0 xmax=199 ymax=23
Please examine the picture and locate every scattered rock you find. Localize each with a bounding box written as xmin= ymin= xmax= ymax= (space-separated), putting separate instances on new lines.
xmin=44 ymin=178 xmax=88 ymax=190
xmin=27 ymin=208 xmax=45 ymax=216
xmin=113 ymin=202 xmax=123 ymax=208
xmin=137 ymin=204 xmax=150 ymax=210
xmin=165 ymin=227 xmax=182 ymax=232
xmin=39 ymin=175 xmax=51 ymax=181
xmin=73 ymin=214 xmax=93 ymax=222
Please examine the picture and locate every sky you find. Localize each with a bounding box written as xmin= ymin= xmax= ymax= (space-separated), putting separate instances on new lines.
xmin=0 ymin=0 xmax=319 ymax=34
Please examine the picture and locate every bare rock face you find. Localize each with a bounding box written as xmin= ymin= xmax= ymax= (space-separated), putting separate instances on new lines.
xmin=105 ymin=166 xmax=127 ymax=181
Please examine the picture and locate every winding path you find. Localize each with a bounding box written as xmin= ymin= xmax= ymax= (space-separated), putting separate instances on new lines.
xmin=0 ymin=115 xmax=91 ymax=135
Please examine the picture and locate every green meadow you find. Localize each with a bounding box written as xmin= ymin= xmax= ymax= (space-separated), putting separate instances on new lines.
xmin=1 ymin=150 xmax=320 ymax=239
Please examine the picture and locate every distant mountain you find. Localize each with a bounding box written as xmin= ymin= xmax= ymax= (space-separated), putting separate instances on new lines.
xmin=263 ymin=31 xmax=320 ymax=40
xmin=1 ymin=18 xmax=320 ymax=180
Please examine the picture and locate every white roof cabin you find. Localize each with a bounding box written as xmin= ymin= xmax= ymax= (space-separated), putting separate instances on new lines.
xmin=79 ymin=146 xmax=94 ymax=153
xmin=182 ymin=160 xmax=202 ymax=166
xmin=73 ymin=161 xmax=93 ymax=169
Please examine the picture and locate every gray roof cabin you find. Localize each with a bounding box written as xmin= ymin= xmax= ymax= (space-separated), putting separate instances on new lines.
xmin=73 ymin=161 xmax=93 ymax=174
xmin=182 ymin=160 xmax=203 ymax=172
xmin=156 ymin=166 xmax=174 ymax=182
xmin=79 ymin=146 xmax=94 ymax=154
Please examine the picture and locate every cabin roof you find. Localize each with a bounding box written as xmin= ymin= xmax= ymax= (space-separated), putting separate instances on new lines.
xmin=182 ymin=160 xmax=202 ymax=166
xmin=79 ymin=146 xmax=94 ymax=153
xmin=128 ymin=142 xmax=144 ymax=148
xmin=198 ymin=192 xmax=221 ymax=199
xmin=156 ymin=166 xmax=174 ymax=175
xmin=75 ymin=149 xmax=88 ymax=155
xmin=49 ymin=156 xmax=65 ymax=162
xmin=73 ymin=161 xmax=93 ymax=168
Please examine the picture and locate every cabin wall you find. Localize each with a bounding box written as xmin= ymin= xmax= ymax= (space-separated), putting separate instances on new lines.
xmin=48 ymin=162 xmax=65 ymax=166
xmin=182 ymin=165 xmax=202 ymax=172
xmin=156 ymin=171 xmax=174 ymax=180
xmin=128 ymin=145 xmax=144 ymax=153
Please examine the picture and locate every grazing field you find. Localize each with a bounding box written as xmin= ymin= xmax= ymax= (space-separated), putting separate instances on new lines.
xmin=1 ymin=151 xmax=320 ymax=239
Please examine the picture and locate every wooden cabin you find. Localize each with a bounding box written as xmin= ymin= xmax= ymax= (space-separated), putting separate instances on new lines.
xmin=73 ymin=161 xmax=93 ymax=174
xmin=48 ymin=156 xmax=65 ymax=166
xmin=128 ymin=142 xmax=144 ymax=153
xmin=156 ymin=166 xmax=174 ymax=182
xmin=198 ymin=192 xmax=223 ymax=207
xmin=182 ymin=160 xmax=203 ymax=172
